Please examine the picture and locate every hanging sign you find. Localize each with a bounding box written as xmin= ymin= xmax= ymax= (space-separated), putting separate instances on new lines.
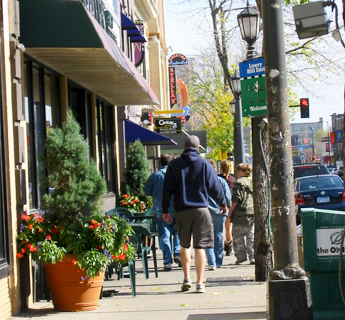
xmin=239 ymin=57 xmax=267 ymax=118
xmin=134 ymin=24 xmax=145 ymax=67
xmin=169 ymin=67 xmax=177 ymax=108
xmin=169 ymin=53 xmax=189 ymax=66
xmin=154 ymin=118 xmax=182 ymax=135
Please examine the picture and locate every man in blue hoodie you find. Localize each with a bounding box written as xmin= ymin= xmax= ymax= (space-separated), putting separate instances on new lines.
xmin=162 ymin=136 xmax=227 ymax=293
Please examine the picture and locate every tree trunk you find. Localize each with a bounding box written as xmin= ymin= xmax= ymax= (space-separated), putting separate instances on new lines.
xmin=252 ymin=117 xmax=273 ymax=281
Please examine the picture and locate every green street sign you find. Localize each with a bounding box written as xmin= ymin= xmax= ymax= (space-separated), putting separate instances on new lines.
xmin=240 ymin=76 xmax=267 ymax=117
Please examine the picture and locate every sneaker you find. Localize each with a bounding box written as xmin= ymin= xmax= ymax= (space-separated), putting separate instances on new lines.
xmin=174 ymin=256 xmax=182 ymax=267
xmin=196 ymin=283 xmax=205 ymax=293
xmin=164 ymin=263 xmax=172 ymax=271
xmin=208 ymin=265 xmax=216 ymax=271
xmin=235 ymin=258 xmax=247 ymax=265
xmin=181 ymin=278 xmax=192 ymax=291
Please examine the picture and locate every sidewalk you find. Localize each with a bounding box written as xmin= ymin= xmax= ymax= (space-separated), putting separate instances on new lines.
xmin=11 ymin=251 xmax=267 ymax=320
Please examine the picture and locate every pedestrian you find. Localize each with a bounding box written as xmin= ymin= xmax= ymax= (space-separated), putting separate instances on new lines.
xmin=227 ymin=163 xmax=254 ymax=265
xmin=162 ymin=136 xmax=227 ymax=293
xmin=205 ymin=159 xmax=231 ymax=270
xmin=145 ymin=154 xmax=181 ymax=271
xmin=218 ymin=159 xmax=236 ymax=256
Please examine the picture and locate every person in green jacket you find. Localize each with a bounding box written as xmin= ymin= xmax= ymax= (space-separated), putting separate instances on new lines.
xmin=227 ymin=163 xmax=254 ymax=265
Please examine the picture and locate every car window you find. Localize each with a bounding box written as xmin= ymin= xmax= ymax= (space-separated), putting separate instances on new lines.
xmin=293 ymin=165 xmax=329 ymax=179
xmin=296 ymin=176 xmax=343 ymax=191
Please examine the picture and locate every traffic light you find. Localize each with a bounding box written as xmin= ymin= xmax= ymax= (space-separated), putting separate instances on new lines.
xmin=300 ymin=98 xmax=309 ymax=118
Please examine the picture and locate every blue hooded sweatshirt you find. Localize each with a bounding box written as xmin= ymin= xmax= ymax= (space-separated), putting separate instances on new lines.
xmin=162 ymin=147 xmax=226 ymax=213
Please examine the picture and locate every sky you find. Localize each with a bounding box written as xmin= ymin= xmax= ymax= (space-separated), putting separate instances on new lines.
xmin=164 ymin=0 xmax=345 ymax=130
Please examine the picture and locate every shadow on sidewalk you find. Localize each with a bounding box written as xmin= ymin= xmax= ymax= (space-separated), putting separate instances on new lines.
xmin=187 ymin=311 xmax=266 ymax=319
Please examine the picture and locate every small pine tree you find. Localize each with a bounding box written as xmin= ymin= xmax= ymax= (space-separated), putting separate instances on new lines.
xmin=40 ymin=111 xmax=107 ymax=226
xmin=123 ymin=139 xmax=149 ymax=201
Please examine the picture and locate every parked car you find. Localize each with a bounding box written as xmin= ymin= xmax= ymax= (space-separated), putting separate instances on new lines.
xmin=294 ymin=174 xmax=345 ymax=225
xmin=326 ymin=165 xmax=336 ymax=172
xmin=330 ymin=168 xmax=338 ymax=174
xmin=293 ymin=163 xmax=329 ymax=179
xmin=337 ymin=166 xmax=344 ymax=179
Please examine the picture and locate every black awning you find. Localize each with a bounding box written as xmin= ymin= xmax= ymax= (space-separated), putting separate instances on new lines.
xmin=19 ymin=0 xmax=159 ymax=106
xmin=125 ymin=120 xmax=177 ymax=146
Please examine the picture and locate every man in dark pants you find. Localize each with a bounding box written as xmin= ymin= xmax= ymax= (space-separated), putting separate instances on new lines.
xmin=162 ymin=136 xmax=227 ymax=293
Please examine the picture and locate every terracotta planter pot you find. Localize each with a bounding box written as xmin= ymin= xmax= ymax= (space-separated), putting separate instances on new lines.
xmin=44 ymin=254 xmax=104 ymax=311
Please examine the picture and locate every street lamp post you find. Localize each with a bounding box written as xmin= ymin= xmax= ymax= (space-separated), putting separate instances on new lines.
xmin=230 ymin=72 xmax=244 ymax=167
xmin=261 ymin=0 xmax=313 ymax=318
xmin=309 ymin=126 xmax=315 ymax=158
xmin=237 ymin=4 xmax=273 ymax=282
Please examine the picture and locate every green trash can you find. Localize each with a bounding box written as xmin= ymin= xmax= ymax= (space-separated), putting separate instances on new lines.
xmin=301 ymin=208 xmax=345 ymax=320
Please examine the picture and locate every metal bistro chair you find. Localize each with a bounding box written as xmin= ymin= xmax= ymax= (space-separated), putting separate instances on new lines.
xmin=130 ymin=221 xmax=158 ymax=279
xmin=105 ymin=208 xmax=137 ymax=297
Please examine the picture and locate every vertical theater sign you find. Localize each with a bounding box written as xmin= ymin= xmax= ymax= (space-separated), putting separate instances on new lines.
xmin=168 ymin=54 xmax=191 ymax=124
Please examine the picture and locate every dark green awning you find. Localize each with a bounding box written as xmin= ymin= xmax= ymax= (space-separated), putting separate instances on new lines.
xmin=19 ymin=0 xmax=159 ymax=106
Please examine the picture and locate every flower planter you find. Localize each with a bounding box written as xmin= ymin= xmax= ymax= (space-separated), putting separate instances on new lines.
xmin=44 ymin=255 xmax=104 ymax=312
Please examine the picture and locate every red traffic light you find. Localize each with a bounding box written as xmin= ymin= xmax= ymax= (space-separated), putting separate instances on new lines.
xmin=301 ymin=98 xmax=309 ymax=106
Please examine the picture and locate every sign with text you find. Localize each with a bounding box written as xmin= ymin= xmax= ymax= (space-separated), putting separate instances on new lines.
xmin=169 ymin=67 xmax=177 ymax=108
xmin=154 ymin=118 xmax=182 ymax=135
xmin=239 ymin=57 xmax=265 ymax=78
xmin=316 ymin=228 xmax=345 ymax=260
xmin=169 ymin=53 xmax=189 ymax=66
xmin=240 ymin=77 xmax=267 ymax=117
xmin=239 ymin=57 xmax=267 ymax=117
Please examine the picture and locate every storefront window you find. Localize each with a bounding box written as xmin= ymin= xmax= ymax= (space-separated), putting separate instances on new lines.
xmin=25 ymin=61 xmax=60 ymax=210
xmin=96 ymin=100 xmax=115 ymax=192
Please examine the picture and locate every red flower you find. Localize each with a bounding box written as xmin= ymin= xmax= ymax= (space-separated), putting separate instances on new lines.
xmin=27 ymin=243 xmax=32 ymax=249
xmin=71 ymin=259 xmax=77 ymax=265
xmin=33 ymin=213 xmax=37 ymax=218
xmin=99 ymin=245 xmax=104 ymax=250
xmin=37 ymin=216 xmax=44 ymax=223
xmin=134 ymin=199 xmax=138 ymax=203
xmin=122 ymin=200 xmax=126 ymax=205
xmin=16 ymin=253 xmax=23 ymax=258
xmin=91 ymin=219 xmax=96 ymax=225
xmin=21 ymin=248 xmax=26 ymax=254
xmin=21 ymin=214 xmax=30 ymax=221
xmin=123 ymin=243 xmax=128 ymax=252
xmin=107 ymin=215 xmax=110 ymax=219
xmin=111 ymin=255 xmax=117 ymax=260
xmin=38 ymin=228 xmax=43 ymax=232
xmin=81 ymin=267 xmax=85 ymax=271
xmin=98 ymin=222 xmax=101 ymax=227
xmin=28 ymin=224 xmax=33 ymax=229
xmin=89 ymin=225 xmax=95 ymax=229
xmin=46 ymin=234 xmax=51 ymax=240
xmin=130 ymin=201 xmax=133 ymax=205
xmin=123 ymin=194 xmax=128 ymax=198
xmin=51 ymin=227 xmax=58 ymax=234
xmin=118 ymin=253 xmax=126 ymax=261
xmin=29 ymin=246 xmax=37 ymax=252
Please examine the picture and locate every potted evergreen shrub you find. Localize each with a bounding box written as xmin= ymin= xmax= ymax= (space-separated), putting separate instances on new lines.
xmin=16 ymin=111 xmax=135 ymax=311
xmin=120 ymin=139 xmax=152 ymax=211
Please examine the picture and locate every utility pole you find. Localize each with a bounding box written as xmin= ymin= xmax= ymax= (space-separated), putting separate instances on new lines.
xmin=261 ymin=0 xmax=313 ymax=318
